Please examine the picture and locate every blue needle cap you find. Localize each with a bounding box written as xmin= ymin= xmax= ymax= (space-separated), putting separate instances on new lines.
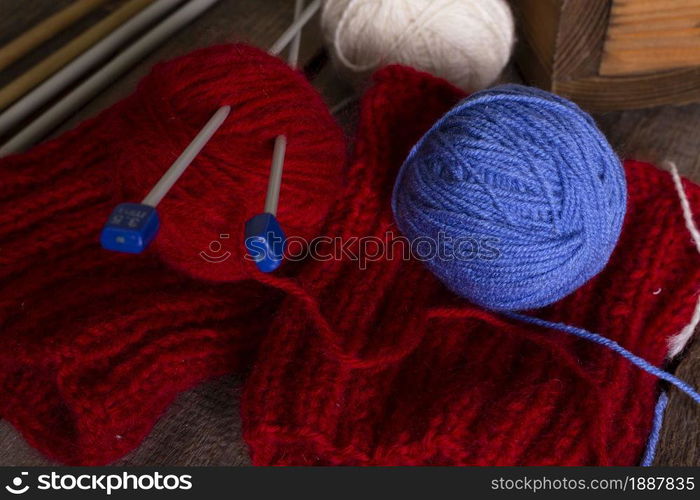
xmin=244 ymin=212 xmax=286 ymax=272
xmin=100 ymin=203 xmax=160 ymax=254
xmin=100 ymin=107 xmax=230 ymax=255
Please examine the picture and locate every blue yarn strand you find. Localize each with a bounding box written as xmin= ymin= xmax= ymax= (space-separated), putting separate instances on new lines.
xmin=641 ymin=392 xmax=669 ymax=466
xmin=505 ymin=312 xmax=700 ymax=405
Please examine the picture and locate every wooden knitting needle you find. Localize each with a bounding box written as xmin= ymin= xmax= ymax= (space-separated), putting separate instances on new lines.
xmin=0 ymin=0 xmax=222 ymax=157
xmin=0 ymin=0 xmax=154 ymax=112
xmin=0 ymin=0 xmax=109 ymax=72
xmin=0 ymin=0 xmax=184 ymax=137
xmin=100 ymin=0 xmax=321 ymax=255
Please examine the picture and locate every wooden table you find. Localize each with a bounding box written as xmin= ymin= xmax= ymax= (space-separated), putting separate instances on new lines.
xmin=0 ymin=0 xmax=698 ymax=466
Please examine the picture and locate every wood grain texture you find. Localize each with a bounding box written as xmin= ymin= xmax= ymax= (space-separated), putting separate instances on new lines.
xmin=513 ymin=0 xmax=700 ymax=111
xmin=555 ymin=67 xmax=700 ymax=110
xmin=510 ymin=0 xmax=560 ymax=89
xmin=0 ymin=0 xmax=698 ymax=467
xmin=553 ymin=0 xmax=610 ymax=78
xmin=601 ymin=0 xmax=700 ymax=75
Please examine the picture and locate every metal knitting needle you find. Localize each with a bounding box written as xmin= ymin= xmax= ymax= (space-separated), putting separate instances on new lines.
xmin=100 ymin=0 xmax=321 ymax=254
xmin=286 ymin=0 xmax=305 ymax=67
xmin=0 ymin=0 xmax=184 ymax=138
xmin=268 ymin=0 xmax=320 ymax=57
xmin=142 ymin=106 xmax=232 ymax=207
xmin=262 ymin=0 xmax=305 ymax=218
xmin=245 ymin=0 xmax=311 ymax=273
xmin=0 ymin=0 xmax=222 ymax=157
xmin=101 ymin=106 xmax=231 ymax=253
xmin=264 ymin=135 xmax=288 ymax=216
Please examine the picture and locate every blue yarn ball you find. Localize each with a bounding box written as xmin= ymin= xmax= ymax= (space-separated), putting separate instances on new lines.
xmin=392 ymin=84 xmax=627 ymax=311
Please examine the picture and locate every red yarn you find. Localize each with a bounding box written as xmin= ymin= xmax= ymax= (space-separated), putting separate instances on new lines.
xmin=120 ymin=44 xmax=345 ymax=282
xmin=0 ymin=44 xmax=344 ymax=465
xmin=241 ymin=66 xmax=700 ymax=466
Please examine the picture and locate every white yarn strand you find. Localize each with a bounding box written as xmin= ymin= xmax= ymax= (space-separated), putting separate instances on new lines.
xmin=321 ymin=0 xmax=514 ymax=91
xmin=664 ymin=160 xmax=700 ymax=358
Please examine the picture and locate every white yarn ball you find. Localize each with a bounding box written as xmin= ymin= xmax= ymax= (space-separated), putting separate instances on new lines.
xmin=321 ymin=0 xmax=515 ymax=91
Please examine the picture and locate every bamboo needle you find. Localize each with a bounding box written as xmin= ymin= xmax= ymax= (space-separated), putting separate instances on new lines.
xmin=0 ymin=0 xmax=109 ymax=72
xmin=0 ymin=0 xmax=154 ymax=112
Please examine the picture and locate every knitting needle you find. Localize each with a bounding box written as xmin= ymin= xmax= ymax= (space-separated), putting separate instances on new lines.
xmin=286 ymin=0 xmax=305 ymax=67
xmin=268 ymin=0 xmax=321 ymax=57
xmin=0 ymin=0 xmax=109 ymax=72
xmin=100 ymin=0 xmax=320 ymax=254
xmin=0 ymin=0 xmax=222 ymax=157
xmin=0 ymin=0 xmax=323 ymax=156
xmin=141 ymin=106 xmax=231 ymax=207
xmin=264 ymin=135 xmax=288 ymax=216
xmin=244 ymin=0 xmax=310 ymax=273
xmin=100 ymin=106 xmax=231 ymax=253
xmin=268 ymin=0 xmax=306 ymax=218
xmin=0 ymin=0 xmax=154 ymax=113
xmin=0 ymin=0 xmax=184 ymax=137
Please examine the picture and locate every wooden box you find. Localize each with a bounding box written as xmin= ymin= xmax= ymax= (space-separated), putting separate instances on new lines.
xmin=512 ymin=0 xmax=700 ymax=111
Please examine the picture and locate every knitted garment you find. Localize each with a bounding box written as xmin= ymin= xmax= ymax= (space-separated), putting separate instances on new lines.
xmin=242 ymin=66 xmax=700 ymax=466
xmin=1 ymin=48 xmax=698 ymax=465
xmin=0 ymin=44 xmax=344 ymax=465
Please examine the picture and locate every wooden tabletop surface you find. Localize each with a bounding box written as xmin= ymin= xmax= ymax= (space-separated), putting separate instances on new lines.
xmin=0 ymin=0 xmax=698 ymax=466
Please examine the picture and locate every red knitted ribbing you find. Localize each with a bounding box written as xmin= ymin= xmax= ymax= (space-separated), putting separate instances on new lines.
xmin=0 ymin=44 xmax=344 ymax=465
xmin=241 ymin=66 xmax=700 ymax=466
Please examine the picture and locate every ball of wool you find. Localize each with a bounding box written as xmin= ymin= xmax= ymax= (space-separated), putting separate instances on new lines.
xmin=392 ymin=84 xmax=627 ymax=311
xmin=117 ymin=44 xmax=346 ymax=282
xmin=321 ymin=0 xmax=514 ymax=91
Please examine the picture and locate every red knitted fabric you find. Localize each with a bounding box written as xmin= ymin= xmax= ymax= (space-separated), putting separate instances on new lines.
xmin=0 ymin=44 xmax=344 ymax=465
xmin=241 ymin=66 xmax=700 ymax=465
xmin=1 ymin=43 xmax=698 ymax=466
